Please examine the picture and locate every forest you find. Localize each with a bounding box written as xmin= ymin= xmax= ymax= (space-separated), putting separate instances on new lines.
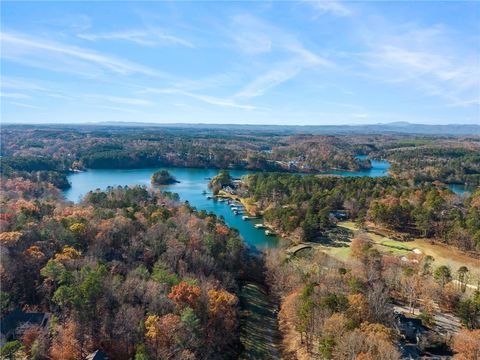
xmin=0 ymin=178 xmax=251 ymax=359
xmin=265 ymin=231 xmax=479 ymax=359
xmin=2 ymin=125 xmax=479 ymax=190
xmin=0 ymin=126 xmax=383 ymax=184
xmin=230 ymin=170 xmax=480 ymax=358
xmin=1 ymin=125 xmax=479 ymax=359
xmin=376 ymin=146 xmax=480 ymax=186
xmin=240 ymin=173 xmax=480 ymax=252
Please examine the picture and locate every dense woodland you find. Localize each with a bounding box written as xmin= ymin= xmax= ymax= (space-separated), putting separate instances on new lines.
xmin=1 ymin=125 xmax=480 ymax=359
xmin=0 ymin=178 xmax=250 ymax=359
xmin=265 ymin=234 xmax=480 ymax=359
xmin=2 ymin=126 xmax=479 ymax=191
xmin=0 ymin=126 xmax=378 ymax=186
xmin=377 ymin=146 xmax=480 ymax=186
xmin=151 ymin=170 xmax=178 ymax=185
xmin=241 ymin=174 xmax=480 ymax=252
xmin=233 ymin=171 xmax=480 ymax=358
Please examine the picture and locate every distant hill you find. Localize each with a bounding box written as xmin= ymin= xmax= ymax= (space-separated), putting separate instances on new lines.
xmin=3 ymin=121 xmax=480 ymax=136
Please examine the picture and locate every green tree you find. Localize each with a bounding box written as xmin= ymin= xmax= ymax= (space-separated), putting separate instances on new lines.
xmin=0 ymin=291 xmax=12 ymax=316
xmin=41 ymin=259 xmax=70 ymax=286
xmin=421 ymin=255 xmax=435 ymax=275
xmin=457 ymin=266 xmax=469 ymax=293
xmin=0 ymin=341 xmax=23 ymax=359
xmin=456 ymin=294 xmax=480 ymax=329
xmin=434 ymin=265 xmax=452 ymax=288
xmin=208 ymin=170 xmax=232 ymax=195
xmin=319 ymin=336 xmax=335 ymax=359
xmin=181 ymin=307 xmax=200 ymax=332
xmin=134 ymin=343 xmax=150 ymax=360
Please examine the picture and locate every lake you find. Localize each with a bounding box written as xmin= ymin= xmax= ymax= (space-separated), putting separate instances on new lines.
xmin=65 ymin=168 xmax=279 ymax=251
xmin=326 ymin=156 xmax=391 ymax=177
xmin=447 ymin=184 xmax=478 ymax=196
xmin=64 ymin=159 xmax=392 ymax=250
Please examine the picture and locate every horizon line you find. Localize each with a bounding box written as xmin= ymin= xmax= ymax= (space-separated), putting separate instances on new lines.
xmin=2 ymin=121 xmax=480 ymax=127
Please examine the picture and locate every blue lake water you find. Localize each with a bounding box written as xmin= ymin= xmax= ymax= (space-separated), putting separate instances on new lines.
xmin=447 ymin=184 xmax=478 ymax=196
xmin=325 ymin=157 xmax=391 ymax=177
xmin=64 ymin=168 xmax=279 ymax=250
xmin=64 ymin=160 xmax=392 ymax=250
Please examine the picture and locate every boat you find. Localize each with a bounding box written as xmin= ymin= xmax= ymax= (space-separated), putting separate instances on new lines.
xmin=242 ymin=216 xmax=249 ymax=220
xmin=254 ymin=224 xmax=265 ymax=229
xmin=265 ymin=230 xmax=275 ymax=236
xmin=217 ymin=198 xmax=225 ymax=202
xmin=207 ymin=196 xmax=212 ymax=199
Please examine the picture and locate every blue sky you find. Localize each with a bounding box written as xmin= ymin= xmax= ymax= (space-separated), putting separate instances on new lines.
xmin=1 ymin=1 xmax=479 ymax=125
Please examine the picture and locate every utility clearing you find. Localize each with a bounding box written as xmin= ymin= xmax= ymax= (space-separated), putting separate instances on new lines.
xmin=239 ymin=283 xmax=280 ymax=359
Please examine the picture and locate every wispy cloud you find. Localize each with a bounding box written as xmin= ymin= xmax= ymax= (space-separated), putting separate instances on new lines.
xmin=142 ymin=88 xmax=256 ymax=110
xmin=0 ymin=92 xmax=31 ymax=99
xmin=230 ymin=15 xmax=272 ymax=55
xmin=8 ymin=102 xmax=45 ymax=110
xmin=78 ymin=28 xmax=194 ymax=48
xmin=231 ymin=14 xmax=333 ymax=99
xmin=44 ymin=14 xmax=92 ymax=33
xmin=1 ymin=77 xmax=45 ymax=91
xmin=308 ymin=1 xmax=353 ymax=17
xmin=231 ymin=13 xmax=328 ymax=63
xmin=85 ymin=94 xmax=153 ymax=106
xmin=360 ymin=23 xmax=480 ymax=107
xmin=97 ymin=105 xmax=143 ymax=113
xmin=1 ymin=77 xmax=73 ymax=100
xmin=1 ymin=31 xmax=158 ymax=77
xmin=235 ymin=61 xmax=302 ymax=99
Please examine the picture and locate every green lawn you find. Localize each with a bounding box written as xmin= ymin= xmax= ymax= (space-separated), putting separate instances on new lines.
xmin=378 ymin=240 xmax=413 ymax=253
xmin=322 ymin=246 xmax=352 ymax=261
xmin=337 ymin=222 xmax=480 ymax=278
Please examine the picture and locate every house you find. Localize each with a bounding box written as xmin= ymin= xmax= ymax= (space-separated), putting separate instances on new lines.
xmin=395 ymin=312 xmax=427 ymax=343
xmin=85 ymin=350 xmax=109 ymax=360
xmin=0 ymin=309 xmax=49 ymax=346
xmin=329 ymin=210 xmax=348 ymax=220
xmin=223 ymin=186 xmax=235 ymax=194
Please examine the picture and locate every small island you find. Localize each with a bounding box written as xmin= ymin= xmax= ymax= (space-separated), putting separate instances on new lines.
xmin=208 ymin=169 xmax=232 ymax=194
xmin=151 ymin=170 xmax=179 ymax=185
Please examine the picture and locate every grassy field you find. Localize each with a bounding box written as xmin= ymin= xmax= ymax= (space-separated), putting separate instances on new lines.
xmin=288 ymin=221 xmax=480 ymax=282
xmin=338 ymin=222 xmax=480 ymax=275
xmin=239 ymin=283 xmax=280 ymax=360
xmin=321 ymin=246 xmax=352 ymax=261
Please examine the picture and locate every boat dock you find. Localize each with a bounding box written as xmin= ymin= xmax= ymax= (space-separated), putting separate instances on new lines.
xmin=242 ymin=215 xmax=259 ymax=220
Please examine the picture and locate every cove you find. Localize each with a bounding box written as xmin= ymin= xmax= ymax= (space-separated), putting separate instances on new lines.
xmin=64 ymin=159 xmax=392 ymax=250
xmin=64 ymin=168 xmax=278 ymax=250
xmin=447 ymin=184 xmax=477 ymax=196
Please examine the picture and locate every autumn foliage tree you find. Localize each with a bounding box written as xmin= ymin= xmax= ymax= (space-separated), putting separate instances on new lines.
xmin=1 ymin=182 xmax=247 ymax=360
xmin=145 ymin=314 xmax=181 ymax=359
xmin=50 ymin=321 xmax=82 ymax=360
xmin=168 ymin=281 xmax=201 ymax=309
xmin=452 ymin=329 xmax=480 ymax=360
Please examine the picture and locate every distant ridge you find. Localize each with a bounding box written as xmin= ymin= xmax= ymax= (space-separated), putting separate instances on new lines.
xmin=3 ymin=121 xmax=480 ymax=136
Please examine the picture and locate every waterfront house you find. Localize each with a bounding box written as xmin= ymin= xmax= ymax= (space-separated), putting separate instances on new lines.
xmin=0 ymin=309 xmax=49 ymax=346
